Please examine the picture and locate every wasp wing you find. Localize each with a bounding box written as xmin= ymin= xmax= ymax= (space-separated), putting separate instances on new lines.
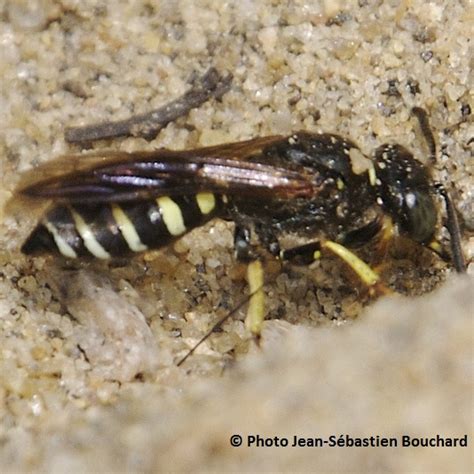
xmin=17 ymin=136 xmax=315 ymax=203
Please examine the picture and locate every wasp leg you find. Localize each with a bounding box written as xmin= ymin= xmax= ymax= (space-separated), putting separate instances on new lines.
xmin=280 ymin=240 xmax=389 ymax=295
xmin=342 ymin=215 xmax=400 ymax=277
xmin=234 ymin=223 xmax=281 ymax=261
xmin=280 ymin=241 xmax=322 ymax=265
xmin=245 ymin=260 xmax=265 ymax=337
xmin=341 ymin=216 xmax=384 ymax=249
xmin=235 ymin=225 xmax=283 ymax=338
xmin=254 ymin=223 xmax=281 ymax=257
xmin=356 ymin=216 xmax=394 ymax=272
xmin=234 ymin=225 xmax=256 ymax=262
xmin=233 ymin=226 xmax=267 ymax=337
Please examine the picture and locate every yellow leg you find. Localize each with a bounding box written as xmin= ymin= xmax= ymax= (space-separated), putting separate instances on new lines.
xmin=321 ymin=240 xmax=390 ymax=295
xmin=178 ymin=242 xmax=387 ymax=366
xmin=245 ymin=260 xmax=265 ymax=337
xmin=372 ymin=216 xmax=395 ymax=269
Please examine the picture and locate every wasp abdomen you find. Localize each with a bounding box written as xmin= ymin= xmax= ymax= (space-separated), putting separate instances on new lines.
xmin=22 ymin=192 xmax=222 ymax=259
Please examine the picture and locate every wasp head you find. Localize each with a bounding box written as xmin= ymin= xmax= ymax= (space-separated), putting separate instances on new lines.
xmin=374 ymin=144 xmax=437 ymax=244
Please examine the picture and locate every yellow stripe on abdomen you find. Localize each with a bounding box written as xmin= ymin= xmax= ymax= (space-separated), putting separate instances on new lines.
xmin=43 ymin=220 xmax=78 ymax=258
xmin=70 ymin=208 xmax=111 ymax=259
xmin=156 ymin=196 xmax=187 ymax=236
xmin=196 ymin=192 xmax=216 ymax=215
xmin=111 ymin=203 xmax=148 ymax=252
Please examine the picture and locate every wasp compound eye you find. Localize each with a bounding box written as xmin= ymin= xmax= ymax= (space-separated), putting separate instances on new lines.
xmin=402 ymin=190 xmax=437 ymax=243
xmin=374 ymin=144 xmax=437 ymax=243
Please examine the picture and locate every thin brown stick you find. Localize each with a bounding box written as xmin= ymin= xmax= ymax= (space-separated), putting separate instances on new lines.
xmin=64 ymin=68 xmax=233 ymax=144
xmin=176 ymin=292 xmax=252 ymax=367
xmin=176 ymin=265 xmax=279 ymax=367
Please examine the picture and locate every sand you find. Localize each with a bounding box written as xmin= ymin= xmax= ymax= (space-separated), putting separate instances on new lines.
xmin=0 ymin=0 xmax=472 ymax=471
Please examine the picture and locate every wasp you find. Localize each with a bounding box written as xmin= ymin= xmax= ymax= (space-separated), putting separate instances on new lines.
xmin=8 ymin=106 xmax=466 ymax=363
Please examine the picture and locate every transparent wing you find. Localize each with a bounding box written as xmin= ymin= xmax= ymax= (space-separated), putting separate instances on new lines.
xmin=16 ymin=136 xmax=315 ymax=203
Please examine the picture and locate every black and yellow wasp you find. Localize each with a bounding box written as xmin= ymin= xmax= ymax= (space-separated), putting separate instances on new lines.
xmin=9 ymin=107 xmax=466 ymax=361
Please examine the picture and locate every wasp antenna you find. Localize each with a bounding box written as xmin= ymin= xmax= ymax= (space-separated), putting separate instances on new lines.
xmin=412 ymin=107 xmax=437 ymax=164
xmin=435 ymin=184 xmax=467 ymax=273
xmin=411 ymin=108 xmax=466 ymax=272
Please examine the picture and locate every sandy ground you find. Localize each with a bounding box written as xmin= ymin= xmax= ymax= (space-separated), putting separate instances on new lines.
xmin=0 ymin=0 xmax=472 ymax=472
